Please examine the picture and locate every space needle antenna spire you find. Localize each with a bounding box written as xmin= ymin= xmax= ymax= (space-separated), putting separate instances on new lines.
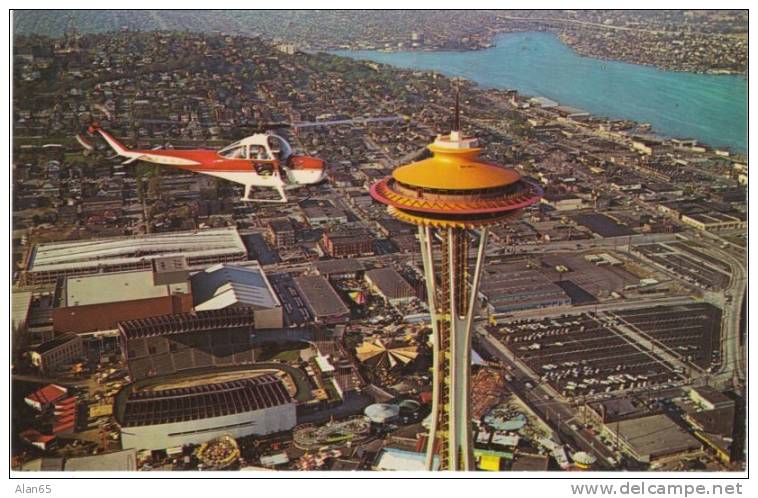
xmin=453 ymin=86 xmax=460 ymax=132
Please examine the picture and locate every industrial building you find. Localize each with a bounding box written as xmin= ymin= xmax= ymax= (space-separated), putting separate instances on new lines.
xmin=293 ymin=276 xmax=351 ymax=324
xmin=191 ymin=263 xmax=283 ymax=329
xmin=320 ymin=228 xmax=374 ymax=258
xmin=479 ymin=267 xmax=571 ymax=314
xmin=117 ymin=374 xmax=296 ymax=450
xmin=541 ymin=193 xmax=583 ymax=211
xmin=681 ymin=212 xmax=746 ymax=232
xmin=119 ymin=307 xmax=257 ymax=381
xmin=266 ymin=218 xmax=296 ymax=248
xmin=314 ymin=259 xmax=365 ymax=281
xmin=303 ymin=205 xmax=349 ymax=227
xmin=364 ymin=268 xmax=417 ymax=305
xmin=30 ymin=333 xmax=84 ymax=375
xmin=22 ymin=227 xmax=247 ymax=285
xmin=601 ymin=413 xmax=701 ymax=463
xmin=51 ymin=261 xmax=193 ymax=334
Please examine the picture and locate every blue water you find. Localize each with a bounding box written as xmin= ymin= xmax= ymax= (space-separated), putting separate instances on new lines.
xmin=333 ymin=32 xmax=747 ymax=153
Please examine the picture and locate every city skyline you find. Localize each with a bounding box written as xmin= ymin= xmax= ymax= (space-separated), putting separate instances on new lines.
xmin=9 ymin=9 xmax=747 ymax=478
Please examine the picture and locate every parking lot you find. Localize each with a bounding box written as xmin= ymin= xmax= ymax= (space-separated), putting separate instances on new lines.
xmin=268 ymin=273 xmax=311 ymax=327
xmin=609 ymin=304 xmax=722 ymax=370
xmin=500 ymin=313 xmax=683 ymax=398
xmin=633 ymin=243 xmax=730 ymax=290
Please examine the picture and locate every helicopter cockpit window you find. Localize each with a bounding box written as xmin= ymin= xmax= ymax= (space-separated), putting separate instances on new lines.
xmin=267 ymin=135 xmax=292 ymax=161
xmin=219 ymin=144 xmax=247 ymax=159
xmin=250 ymin=145 xmax=270 ymax=161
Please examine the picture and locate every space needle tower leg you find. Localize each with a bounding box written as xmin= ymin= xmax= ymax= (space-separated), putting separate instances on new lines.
xmin=421 ymin=226 xmax=489 ymax=471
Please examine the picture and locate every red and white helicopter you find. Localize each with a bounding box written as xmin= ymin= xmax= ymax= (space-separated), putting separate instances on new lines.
xmin=82 ymin=123 xmax=326 ymax=203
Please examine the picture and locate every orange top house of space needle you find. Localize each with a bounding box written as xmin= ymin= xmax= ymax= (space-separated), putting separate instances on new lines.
xmin=370 ymin=92 xmax=543 ymax=471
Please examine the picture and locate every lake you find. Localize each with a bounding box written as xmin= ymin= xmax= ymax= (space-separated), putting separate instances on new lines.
xmin=333 ymin=32 xmax=747 ymax=153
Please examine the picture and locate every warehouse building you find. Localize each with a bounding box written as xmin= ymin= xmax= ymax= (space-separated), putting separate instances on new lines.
xmin=320 ymin=228 xmax=374 ymax=258
xmin=119 ymin=307 xmax=257 ymax=381
xmin=303 ymin=205 xmax=349 ymax=227
xmin=294 ymin=276 xmax=351 ymax=324
xmin=266 ymin=218 xmax=296 ymax=248
xmin=117 ymin=374 xmax=296 ymax=450
xmin=315 ymin=259 xmax=365 ymax=281
xmin=51 ymin=260 xmax=193 ymax=334
xmin=365 ymin=268 xmax=416 ymax=305
xmin=479 ymin=267 xmax=571 ymax=315
xmin=191 ymin=263 xmax=283 ymax=329
xmin=30 ymin=333 xmax=85 ymax=375
xmin=602 ymin=413 xmax=701 ymax=463
xmin=681 ymin=212 xmax=746 ymax=232
xmin=22 ymin=228 xmax=247 ymax=285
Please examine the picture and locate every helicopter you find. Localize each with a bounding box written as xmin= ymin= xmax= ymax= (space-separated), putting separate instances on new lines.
xmin=83 ymin=123 xmax=326 ymax=203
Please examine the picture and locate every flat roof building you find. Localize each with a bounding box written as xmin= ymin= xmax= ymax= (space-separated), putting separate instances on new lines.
xmin=51 ymin=268 xmax=193 ymax=334
xmin=681 ymin=212 xmax=746 ymax=232
xmin=294 ymin=275 xmax=350 ymax=324
xmin=321 ymin=228 xmax=374 ymax=258
xmin=314 ymin=259 xmax=365 ymax=281
xmin=23 ymin=228 xmax=247 ymax=285
xmin=479 ymin=267 xmax=571 ymax=315
xmin=603 ymin=413 xmax=701 ymax=463
xmin=365 ymin=268 xmax=416 ymax=305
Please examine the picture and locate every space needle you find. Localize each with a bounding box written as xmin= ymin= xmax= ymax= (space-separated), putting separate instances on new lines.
xmin=369 ymin=92 xmax=543 ymax=470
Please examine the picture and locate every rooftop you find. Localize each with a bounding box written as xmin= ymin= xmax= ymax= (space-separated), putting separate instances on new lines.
xmin=365 ymin=268 xmax=415 ymax=300
xmin=294 ymin=275 xmax=350 ymax=319
xmin=28 ymin=228 xmax=246 ymax=274
xmin=119 ymin=374 xmax=292 ymax=427
xmin=118 ymin=306 xmax=256 ymax=340
xmin=610 ymin=413 xmax=701 ymax=460
xmin=191 ymin=263 xmax=280 ymax=311
xmin=64 ymin=269 xmax=189 ymax=307
xmin=34 ymin=333 xmax=79 ymax=354
xmin=314 ymin=258 xmax=365 ymax=275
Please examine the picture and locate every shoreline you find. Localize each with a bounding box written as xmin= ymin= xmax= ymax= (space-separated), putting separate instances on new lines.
xmin=329 ymin=34 xmax=746 ymax=155
xmin=322 ymin=29 xmax=747 ymax=77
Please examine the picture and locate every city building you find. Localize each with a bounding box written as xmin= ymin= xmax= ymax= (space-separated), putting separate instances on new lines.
xmin=479 ymin=268 xmax=571 ymax=315
xmin=24 ymin=384 xmax=68 ymax=412
xmin=541 ymin=193 xmax=584 ymax=211
xmin=303 ymin=205 xmax=349 ymax=227
xmin=119 ymin=307 xmax=257 ymax=381
xmin=314 ymin=258 xmax=365 ymax=281
xmin=117 ymin=374 xmax=296 ymax=450
xmin=364 ymin=268 xmax=417 ymax=305
xmin=51 ymin=266 xmax=193 ymax=334
xmin=23 ymin=228 xmax=247 ymax=285
xmin=601 ymin=413 xmax=702 ymax=463
xmin=191 ymin=263 xmax=283 ymax=329
xmin=320 ymin=228 xmax=374 ymax=258
xmin=293 ymin=276 xmax=351 ymax=324
xmin=681 ymin=212 xmax=746 ymax=232
xmin=30 ymin=333 xmax=85 ymax=375
xmin=266 ymin=218 xmax=296 ymax=248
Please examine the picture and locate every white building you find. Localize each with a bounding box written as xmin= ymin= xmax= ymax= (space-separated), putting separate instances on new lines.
xmin=191 ymin=263 xmax=283 ymax=329
xmin=118 ymin=374 xmax=296 ymax=451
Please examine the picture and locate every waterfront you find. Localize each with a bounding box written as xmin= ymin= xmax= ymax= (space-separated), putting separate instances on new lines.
xmin=333 ymin=32 xmax=747 ymax=153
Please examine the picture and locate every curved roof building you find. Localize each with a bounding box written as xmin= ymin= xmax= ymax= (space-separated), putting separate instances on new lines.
xmin=116 ymin=373 xmax=295 ymax=450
